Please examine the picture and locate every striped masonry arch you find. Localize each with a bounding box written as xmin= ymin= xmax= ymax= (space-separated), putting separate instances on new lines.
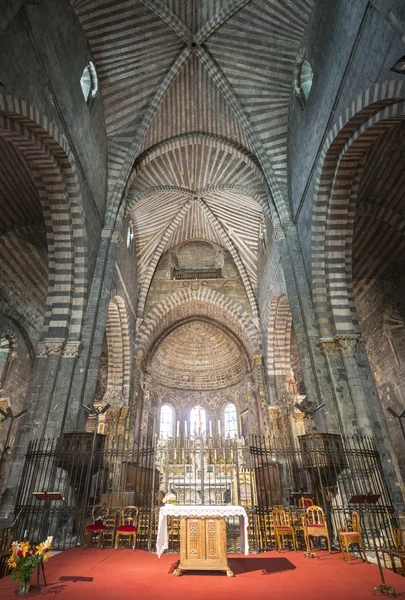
xmin=105 ymin=296 xmax=131 ymax=404
xmin=267 ymin=293 xmax=292 ymax=398
xmin=311 ymin=81 xmax=405 ymax=338
xmin=135 ymin=287 xmax=261 ymax=362
xmin=0 ymin=94 xmax=87 ymax=343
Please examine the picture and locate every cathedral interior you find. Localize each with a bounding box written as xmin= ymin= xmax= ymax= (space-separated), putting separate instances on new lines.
xmin=1 ymin=0 xmax=405 ymax=558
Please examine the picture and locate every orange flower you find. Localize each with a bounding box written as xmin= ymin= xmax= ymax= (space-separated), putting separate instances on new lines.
xmin=21 ymin=542 xmax=30 ymax=558
xmin=36 ymin=542 xmax=45 ymax=555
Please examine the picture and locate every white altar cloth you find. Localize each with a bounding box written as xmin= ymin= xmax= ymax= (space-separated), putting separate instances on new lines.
xmin=156 ymin=505 xmax=249 ymax=558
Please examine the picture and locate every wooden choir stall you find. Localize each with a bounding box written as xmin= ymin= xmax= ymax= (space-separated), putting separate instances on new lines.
xmin=156 ymin=505 xmax=249 ymax=577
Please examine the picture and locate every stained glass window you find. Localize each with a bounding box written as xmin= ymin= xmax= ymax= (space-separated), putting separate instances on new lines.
xmin=224 ymin=403 xmax=238 ymax=438
xmin=160 ymin=404 xmax=174 ymax=439
xmin=190 ymin=405 xmax=206 ymax=436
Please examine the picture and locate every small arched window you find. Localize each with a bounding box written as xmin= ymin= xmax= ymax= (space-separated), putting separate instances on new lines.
xmin=80 ymin=61 xmax=98 ymax=103
xmin=126 ymin=223 xmax=134 ymax=252
xmin=160 ymin=404 xmax=174 ymax=439
xmin=0 ymin=336 xmax=11 ymax=389
xmin=295 ymin=57 xmax=313 ymax=109
xmin=224 ymin=403 xmax=238 ymax=438
xmin=190 ymin=405 xmax=206 ymax=436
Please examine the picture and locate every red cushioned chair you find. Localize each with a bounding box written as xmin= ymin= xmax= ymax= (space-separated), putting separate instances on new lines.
xmin=303 ymin=505 xmax=331 ymax=554
xmin=338 ymin=511 xmax=368 ymax=564
xmin=83 ymin=504 xmax=109 ymax=548
xmin=271 ymin=508 xmax=297 ymax=551
xmin=298 ymin=497 xmax=314 ymax=509
xmin=115 ymin=505 xmax=138 ymax=550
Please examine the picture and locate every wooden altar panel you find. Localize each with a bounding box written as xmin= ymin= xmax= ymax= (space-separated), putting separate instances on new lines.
xmin=177 ymin=517 xmax=231 ymax=575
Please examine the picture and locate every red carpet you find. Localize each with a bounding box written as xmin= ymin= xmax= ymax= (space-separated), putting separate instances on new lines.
xmin=1 ymin=548 xmax=404 ymax=599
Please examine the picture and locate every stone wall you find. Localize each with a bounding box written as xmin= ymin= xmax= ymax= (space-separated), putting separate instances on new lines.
xmin=290 ymin=0 xmax=405 ymax=273
xmin=0 ymin=0 xmax=107 ymax=276
xmin=145 ymin=242 xmax=251 ymax=316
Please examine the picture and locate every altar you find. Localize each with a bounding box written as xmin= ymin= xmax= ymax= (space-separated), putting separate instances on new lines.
xmin=156 ymin=505 xmax=249 ymax=577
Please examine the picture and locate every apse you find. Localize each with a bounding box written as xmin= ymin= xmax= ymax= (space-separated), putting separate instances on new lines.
xmin=149 ymin=320 xmax=247 ymax=390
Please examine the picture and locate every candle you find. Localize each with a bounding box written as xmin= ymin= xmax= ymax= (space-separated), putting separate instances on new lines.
xmin=209 ymin=421 xmax=213 ymax=437
xmin=218 ymin=420 xmax=221 ymax=436
xmin=185 ymin=420 xmax=188 ymax=437
xmin=176 ymin=420 xmax=180 ymax=437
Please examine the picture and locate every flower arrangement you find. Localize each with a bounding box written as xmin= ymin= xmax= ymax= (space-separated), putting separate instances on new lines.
xmin=8 ymin=536 xmax=53 ymax=594
xmin=162 ymin=493 xmax=177 ymax=505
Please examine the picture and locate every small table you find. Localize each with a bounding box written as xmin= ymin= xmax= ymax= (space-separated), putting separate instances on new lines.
xmin=156 ymin=505 xmax=249 ymax=577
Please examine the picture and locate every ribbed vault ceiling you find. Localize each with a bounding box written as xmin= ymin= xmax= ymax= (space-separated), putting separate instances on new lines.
xmin=71 ymin=0 xmax=315 ymax=313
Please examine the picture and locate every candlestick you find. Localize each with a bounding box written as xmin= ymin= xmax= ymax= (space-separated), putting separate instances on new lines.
xmin=209 ymin=421 xmax=213 ymax=437
xmin=218 ymin=419 xmax=221 ymax=436
xmin=176 ymin=420 xmax=180 ymax=437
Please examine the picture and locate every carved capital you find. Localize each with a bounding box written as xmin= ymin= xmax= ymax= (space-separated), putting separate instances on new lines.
xmin=103 ymin=388 xmax=124 ymax=408
xmin=317 ymin=334 xmax=362 ymax=356
xmin=63 ymin=341 xmax=83 ymax=357
xmin=111 ymin=230 xmax=121 ymax=244
xmin=272 ymin=226 xmax=285 ymax=242
xmin=253 ymin=354 xmax=263 ymax=367
xmin=273 ymin=221 xmax=295 ymax=242
xmin=101 ymin=226 xmax=115 ymax=239
xmin=36 ymin=338 xmax=66 ymax=357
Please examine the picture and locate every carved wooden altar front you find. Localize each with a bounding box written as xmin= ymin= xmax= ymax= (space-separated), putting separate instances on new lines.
xmin=157 ymin=505 xmax=249 ymax=577
xmin=175 ymin=516 xmax=232 ymax=577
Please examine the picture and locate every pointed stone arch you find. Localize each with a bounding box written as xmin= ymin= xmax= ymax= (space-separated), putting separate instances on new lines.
xmin=135 ymin=287 xmax=261 ymax=362
xmin=0 ymin=93 xmax=87 ymax=343
xmin=311 ymin=82 xmax=405 ymax=338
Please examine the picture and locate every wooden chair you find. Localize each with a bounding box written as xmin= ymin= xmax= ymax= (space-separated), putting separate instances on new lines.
xmin=271 ymin=508 xmax=297 ymax=552
xmin=303 ymin=506 xmax=331 ymax=554
xmin=298 ymin=497 xmax=313 ymax=509
xmin=83 ymin=504 xmax=109 ymax=548
xmin=338 ymin=511 xmax=368 ymax=564
xmin=381 ymin=528 xmax=405 ymax=574
xmin=115 ymin=505 xmax=138 ymax=550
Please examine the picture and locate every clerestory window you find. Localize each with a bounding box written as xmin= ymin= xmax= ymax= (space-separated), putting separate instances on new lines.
xmin=80 ymin=61 xmax=98 ymax=103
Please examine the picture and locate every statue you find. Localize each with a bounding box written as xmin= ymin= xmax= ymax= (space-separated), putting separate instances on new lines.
xmin=286 ymin=368 xmax=298 ymax=395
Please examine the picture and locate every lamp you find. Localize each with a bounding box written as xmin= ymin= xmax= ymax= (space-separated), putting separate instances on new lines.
xmin=390 ymin=55 xmax=405 ymax=74
xmin=0 ymin=407 xmax=27 ymax=467
xmin=387 ymin=406 xmax=405 ymax=442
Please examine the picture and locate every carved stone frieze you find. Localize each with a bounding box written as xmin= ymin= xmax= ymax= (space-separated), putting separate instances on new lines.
xmin=36 ymin=338 xmax=65 ymax=357
xmin=63 ymin=341 xmax=83 ymax=357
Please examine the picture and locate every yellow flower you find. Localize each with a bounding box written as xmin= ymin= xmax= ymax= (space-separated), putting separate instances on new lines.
xmin=7 ymin=557 xmax=17 ymax=569
xmin=21 ymin=542 xmax=30 ymax=558
xmin=36 ymin=543 xmax=45 ymax=555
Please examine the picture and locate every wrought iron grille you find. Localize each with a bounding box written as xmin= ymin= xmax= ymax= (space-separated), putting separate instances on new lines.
xmin=172 ymin=267 xmax=222 ymax=280
xmin=13 ymin=434 xmax=396 ymax=555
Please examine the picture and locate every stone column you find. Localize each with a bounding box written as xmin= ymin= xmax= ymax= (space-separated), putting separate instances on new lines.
xmin=273 ymin=222 xmax=342 ymax=433
xmin=0 ymin=338 xmax=82 ymax=522
xmin=318 ymin=334 xmax=405 ymax=511
xmin=65 ymin=226 xmax=121 ymax=433
xmin=128 ymin=355 xmax=144 ymax=449
xmin=252 ymin=354 xmax=271 ymax=437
